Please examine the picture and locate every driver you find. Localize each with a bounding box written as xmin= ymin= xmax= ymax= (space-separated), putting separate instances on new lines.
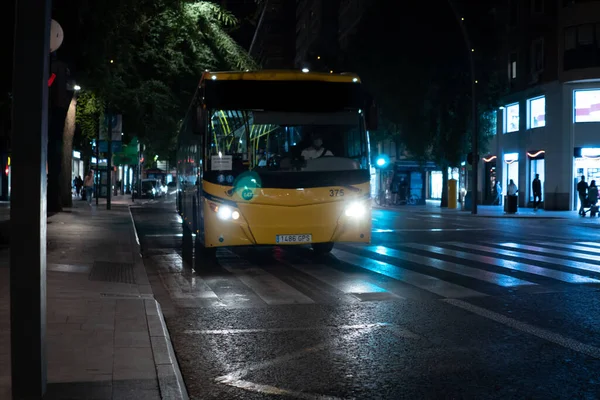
xmin=301 ymin=133 xmax=333 ymax=160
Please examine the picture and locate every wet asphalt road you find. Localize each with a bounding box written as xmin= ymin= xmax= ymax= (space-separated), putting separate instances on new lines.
xmin=132 ymin=197 xmax=600 ymax=399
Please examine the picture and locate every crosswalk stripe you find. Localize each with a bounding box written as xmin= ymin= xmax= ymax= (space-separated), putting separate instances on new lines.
xmin=535 ymin=242 xmax=600 ymax=255
xmin=417 ymin=243 xmax=599 ymax=284
xmin=497 ymin=243 xmax=600 ymax=274
xmin=219 ymin=254 xmax=315 ymax=305
xmin=331 ymin=249 xmax=487 ymax=298
xmin=447 ymin=243 xmax=600 ymax=282
xmin=362 ymin=245 xmax=536 ymax=288
xmin=288 ymin=263 xmax=390 ymax=295
xmin=576 ymin=241 xmax=600 ymax=249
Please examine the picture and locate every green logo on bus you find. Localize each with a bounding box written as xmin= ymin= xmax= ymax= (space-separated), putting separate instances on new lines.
xmin=241 ymin=189 xmax=253 ymax=201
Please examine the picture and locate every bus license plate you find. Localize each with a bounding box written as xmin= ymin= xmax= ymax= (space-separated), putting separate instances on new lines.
xmin=276 ymin=234 xmax=312 ymax=244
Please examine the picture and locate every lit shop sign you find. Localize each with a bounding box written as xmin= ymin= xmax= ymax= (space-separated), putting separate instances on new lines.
xmin=482 ymin=155 xmax=497 ymax=162
xmin=581 ymin=148 xmax=600 ymax=158
xmin=73 ymin=150 xmax=81 ymax=159
xmin=91 ymin=157 xmax=97 ymax=164
xmin=503 ymin=152 xmax=519 ymax=164
xmin=526 ymin=150 xmax=545 ymax=159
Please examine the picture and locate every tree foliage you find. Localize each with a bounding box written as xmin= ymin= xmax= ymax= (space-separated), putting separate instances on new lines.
xmin=60 ymin=0 xmax=256 ymax=161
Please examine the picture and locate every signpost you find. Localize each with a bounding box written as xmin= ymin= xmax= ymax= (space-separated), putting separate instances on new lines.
xmin=99 ymin=114 xmax=121 ymax=209
xmin=11 ymin=1 xmax=53 ymax=398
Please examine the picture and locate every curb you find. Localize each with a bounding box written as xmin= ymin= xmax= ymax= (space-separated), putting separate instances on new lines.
xmin=128 ymin=208 xmax=189 ymax=400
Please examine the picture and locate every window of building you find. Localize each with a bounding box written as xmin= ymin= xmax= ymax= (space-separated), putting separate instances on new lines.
xmin=565 ymin=27 xmax=577 ymax=50
xmin=574 ymin=89 xmax=600 ymax=122
xmin=509 ymin=0 xmax=518 ymax=28
xmin=509 ymin=52 xmax=518 ymax=80
xmin=532 ymin=0 xmax=544 ymax=13
xmin=528 ymin=96 xmax=546 ymax=128
xmin=504 ymin=103 xmax=520 ymax=133
xmin=531 ymin=38 xmax=544 ymax=72
xmin=578 ymin=24 xmax=594 ymax=45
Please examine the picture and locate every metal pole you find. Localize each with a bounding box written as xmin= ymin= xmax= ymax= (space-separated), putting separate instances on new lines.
xmin=10 ymin=0 xmax=51 ymax=397
xmin=96 ymin=119 xmax=99 ymax=205
xmin=447 ymin=0 xmax=478 ymax=214
xmin=107 ymin=114 xmax=112 ymax=210
xmin=248 ymin=0 xmax=269 ymax=57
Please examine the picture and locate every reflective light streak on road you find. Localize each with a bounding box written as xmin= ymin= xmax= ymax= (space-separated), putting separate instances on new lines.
xmin=331 ymin=249 xmax=486 ymax=298
xmin=366 ymin=245 xmax=535 ymax=287
xmin=445 ymin=242 xmax=600 ymax=283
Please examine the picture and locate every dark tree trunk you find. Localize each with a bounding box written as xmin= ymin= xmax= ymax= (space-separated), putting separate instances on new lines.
xmin=48 ymin=106 xmax=67 ymax=213
xmin=440 ymin=164 xmax=449 ymax=208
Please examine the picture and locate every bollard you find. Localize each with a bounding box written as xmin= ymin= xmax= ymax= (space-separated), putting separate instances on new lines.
xmin=448 ymin=179 xmax=458 ymax=209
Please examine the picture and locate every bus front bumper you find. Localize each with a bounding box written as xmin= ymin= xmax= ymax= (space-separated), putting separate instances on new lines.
xmin=202 ymin=201 xmax=371 ymax=248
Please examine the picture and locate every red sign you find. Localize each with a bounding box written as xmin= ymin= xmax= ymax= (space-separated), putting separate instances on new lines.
xmin=48 ymin=73 xmax=56 ymax=87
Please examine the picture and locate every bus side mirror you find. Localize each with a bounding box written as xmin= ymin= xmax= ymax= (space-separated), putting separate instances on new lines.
xmin=366 ymin=104 xmax=378 ymax=131
xmin=193 ymin=106 xmax=206 ymax=135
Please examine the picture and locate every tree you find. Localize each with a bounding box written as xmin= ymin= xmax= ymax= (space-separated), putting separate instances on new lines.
xmin=48 ymin=0 xmax=256 ymax=211
xmin=343 ymin=0 xmax=505 ymax=206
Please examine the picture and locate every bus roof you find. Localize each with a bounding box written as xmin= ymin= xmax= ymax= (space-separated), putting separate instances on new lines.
xmin=202 ymin=70 xmax=361 ymax=84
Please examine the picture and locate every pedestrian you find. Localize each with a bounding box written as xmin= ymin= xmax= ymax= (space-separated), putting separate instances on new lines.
xmin=588 ymin=180 xmax=599 ymax=216
xmin=577 ymin=175 xmax=588 ymax=216
xmin=507 ymin=179 xmax=518 ymax=196
xmin=83 ymin=170 xmax=94 ymax=205
xmin=493 ymin=181 xmax=502 ymax=205
xmin=532 ymin=174 xmax=542 ymax=211
xmin=75 ymin=175 xmax=83 ymax=197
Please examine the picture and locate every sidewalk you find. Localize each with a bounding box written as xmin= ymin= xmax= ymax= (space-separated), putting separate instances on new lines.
xmin=0 ymin=199 xmax=187 ymax=399
xmin=374 ymin=199 xmax=582 ymax=219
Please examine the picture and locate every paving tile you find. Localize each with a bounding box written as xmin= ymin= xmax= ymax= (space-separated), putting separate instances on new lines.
xmin=113 ymin=347 xmax=156 ymax=380
xmin=45 ymin=381 xmax=113 ymax=400
xmin=115 ymin=316 xmax=147 ymax=333
xmin=150 ymin=335 xmax=172 ymax=366
xmin=114 ymin=331 xmax=151 ymax=348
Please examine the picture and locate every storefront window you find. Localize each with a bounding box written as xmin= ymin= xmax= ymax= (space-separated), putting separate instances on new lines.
xmin=528 ymin=96 xmax=545 ymax=128
xmin=574 ymin=89 xmax=600 ymax=122
xmin=504 ymin=103 xmax=520 ymax=133
xmin=529 ymin=158 xmax=545 ymax=201
xmin=504 ymin=152 xmax=519 ymax=189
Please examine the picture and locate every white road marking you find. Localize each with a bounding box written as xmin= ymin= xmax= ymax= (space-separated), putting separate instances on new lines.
xmin=214 ymin=324 xmax=419 ymax=398
xmin=184 ymin=323 xmax=421 ymax=339
xmin=332 ymin=249 xmax=487 ymax=298
xmin=364 ymin=245 xmax=535 ymax=288
xmin=373 ymin=228 xmax=491 ymax=233
xmin=220 ymin=256 xmax=315 ymax=305
xmin=289 ymin=263 xmax=389 ymax=295
xmin=446 ymin=242 xmax=600 ymax=283
xmin=444 ymin=299 xmax=600 ymax=359
xmin=219 ymin=379 xmax=342 ymax=400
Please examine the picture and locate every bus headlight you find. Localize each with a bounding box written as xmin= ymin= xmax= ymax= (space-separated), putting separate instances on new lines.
xmin=345 ymin=202 xmax=366 ymax=218
xmin=217 ymin=206 xmax=232 ymax=220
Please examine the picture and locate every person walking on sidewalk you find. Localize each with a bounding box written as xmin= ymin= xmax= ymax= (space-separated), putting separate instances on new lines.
xmin=577 ymin=175 xmax=589 ymax=216
xmin=532 ymin=174 xmax=542 ymax=211
xmin=83 ymin=170 xmax=94 ymax=205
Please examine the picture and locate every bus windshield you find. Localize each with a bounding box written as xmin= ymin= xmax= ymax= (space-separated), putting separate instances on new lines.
xmin=207 ymin=109 xmax=368 ymax=172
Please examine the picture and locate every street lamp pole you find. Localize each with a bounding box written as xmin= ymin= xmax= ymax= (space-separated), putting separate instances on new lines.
xmin=447 ymin=0 xmax=478 ymax=215
xmin=10 ymin=0 xmax=52 ymax=397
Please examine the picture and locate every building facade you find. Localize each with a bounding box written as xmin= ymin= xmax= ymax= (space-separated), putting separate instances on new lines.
xmin=295 ymin=0 xmax=370 ymax=71
xmin=479 ymin=0 xmax=600 ymax=210
xmin=250 ymin=0 xmax=296 ymax=68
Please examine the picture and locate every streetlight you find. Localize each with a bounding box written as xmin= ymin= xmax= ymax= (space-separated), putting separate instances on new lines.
xmin=376 ymin=157 xmax=387 ymax=167
xmin=73 ymin=84 xmax=81 ymax=91
xmin=447 ymin=0 xmax=478 ymax=215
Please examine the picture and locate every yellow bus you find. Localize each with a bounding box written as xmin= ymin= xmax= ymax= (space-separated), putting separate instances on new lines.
xmin=176 ymin=70 xmax=377 ymax=258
